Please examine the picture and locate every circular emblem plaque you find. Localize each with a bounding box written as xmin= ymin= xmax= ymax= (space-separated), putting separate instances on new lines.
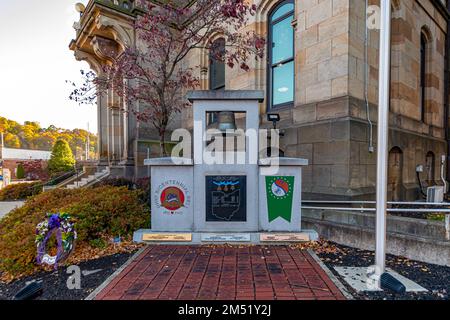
xmin=271 ymin=179 xmax=290 ymax=198
xmin=160 ymin=186 xmax=185 ymax=212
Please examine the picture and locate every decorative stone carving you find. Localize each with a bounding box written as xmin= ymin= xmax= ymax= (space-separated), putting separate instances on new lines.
xmin=96 ymin=15 xmax=133 ymax=50
xmin=91 ymin=36 xmax=120 ymax=63
xmin=73 ymin=51 xmax=102 ymax=74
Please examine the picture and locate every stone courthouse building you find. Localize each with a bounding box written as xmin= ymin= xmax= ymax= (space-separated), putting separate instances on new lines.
xmin=70 ymin=0 xmax=450 ymax=201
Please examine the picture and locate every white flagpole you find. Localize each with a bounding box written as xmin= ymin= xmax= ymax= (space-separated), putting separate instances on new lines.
xmin=375 ymin=0 xmax=392 ymax=279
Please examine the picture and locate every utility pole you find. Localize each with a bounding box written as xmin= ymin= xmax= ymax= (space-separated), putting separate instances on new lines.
xmin=86 ymin=122 xmax=90 ymax=161
xmin=375 ymin=0 xmax=392 ymax=279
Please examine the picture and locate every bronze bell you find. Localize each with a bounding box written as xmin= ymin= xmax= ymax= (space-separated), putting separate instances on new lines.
xmin=217 ymin=111 xmax=237 ymax=132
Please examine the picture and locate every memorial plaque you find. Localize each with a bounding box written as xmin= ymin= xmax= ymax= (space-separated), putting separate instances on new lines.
xmin=260 ymin=233 xmax=310 ymax=242
xmin=205 ymin=175 xmax=246 ymax=222
xmin=201 ymin=233 xmax=251 ymax=242
xmin=142 ymin=233 xmax=192 ymax=242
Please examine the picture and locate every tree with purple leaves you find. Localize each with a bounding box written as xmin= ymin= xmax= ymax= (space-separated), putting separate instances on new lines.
xmin=69 ymin=0 xmax=265 ymax=156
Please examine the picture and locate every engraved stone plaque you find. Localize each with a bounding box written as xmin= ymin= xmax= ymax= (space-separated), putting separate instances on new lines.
xmin=142 ymin=233 xmax=192 ymax=242
xmin=201 ymin=233 xmax=251 ymax=242
xmin=260 ymin=233 xmax=310 ymax=242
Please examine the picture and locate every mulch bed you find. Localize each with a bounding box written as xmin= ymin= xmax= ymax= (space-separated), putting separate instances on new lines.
xmin=315 ymin=241 xmax=449 ymax=300
xmin=0 ymin=252 xmax=135 ymax=300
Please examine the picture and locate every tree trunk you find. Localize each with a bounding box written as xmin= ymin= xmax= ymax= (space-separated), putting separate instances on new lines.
xmin=159 ymin=128 xmax=167 ymax=157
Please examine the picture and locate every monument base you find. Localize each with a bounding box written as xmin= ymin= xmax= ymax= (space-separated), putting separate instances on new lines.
xmin=133 ymin=230 xmax=319 ymax=245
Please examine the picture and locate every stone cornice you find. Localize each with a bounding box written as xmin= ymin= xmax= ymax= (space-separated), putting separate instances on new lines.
xmin=147 ymin=0 xmax=197 ymax=10
xmin=74 ymin=1 xmax=136 ymax=47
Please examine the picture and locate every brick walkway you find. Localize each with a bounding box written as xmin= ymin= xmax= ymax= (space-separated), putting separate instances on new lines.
xmin=95 ymin=246 xmax=346 ymax=300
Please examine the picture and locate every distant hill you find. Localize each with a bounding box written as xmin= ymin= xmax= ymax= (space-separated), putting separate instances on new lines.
xmin=0 ymin=116 xmax=97 ymax=160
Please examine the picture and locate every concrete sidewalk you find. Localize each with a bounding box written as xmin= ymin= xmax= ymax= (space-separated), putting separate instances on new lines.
xmin=93 ymin=245 xmax=347 ymax=300
xmin=0 ymin=201 xmax=24 ymax=219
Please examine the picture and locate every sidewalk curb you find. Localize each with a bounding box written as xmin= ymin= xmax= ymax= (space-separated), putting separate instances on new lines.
xmin=307 ymin=249 xmax=354 ymax=300
xmin=85 ymin=246 xmax=147 ymax=300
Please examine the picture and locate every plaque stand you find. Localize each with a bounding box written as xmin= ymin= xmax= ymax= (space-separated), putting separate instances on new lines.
xmin=134 ymin=91 xmax=317 ymax=244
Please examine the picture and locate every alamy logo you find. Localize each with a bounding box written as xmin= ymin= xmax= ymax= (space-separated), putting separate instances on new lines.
xmin=66 ymin=265 xmax=103 ymax=290
xmin=367 ymin=5 xmax=381 ymax=30
xmin=66 ymin=265 xmax=81 ymax=290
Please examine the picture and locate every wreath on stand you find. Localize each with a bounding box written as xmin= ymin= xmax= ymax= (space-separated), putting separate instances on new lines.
xmin=35 ymin=213 xmax=77 ymax=268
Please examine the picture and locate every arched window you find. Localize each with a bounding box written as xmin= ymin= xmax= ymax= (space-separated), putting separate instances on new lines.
xmin=209 ymin=38 xmax=225 ymax=91
xmin=268 ymin=0 xmax=295 ymax=109
xmin=420 ymin=29 xmax=431 ymax=123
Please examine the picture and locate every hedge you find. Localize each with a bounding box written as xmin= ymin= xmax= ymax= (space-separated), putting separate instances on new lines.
xmin=0 ymin=186 xmax=150 ymax=278
xmin=0 ymin=182 xmax=43 ymax=201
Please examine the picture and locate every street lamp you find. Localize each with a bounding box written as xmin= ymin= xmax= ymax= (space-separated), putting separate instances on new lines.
xmin=267 ymin=113 xmax=280 ymax=130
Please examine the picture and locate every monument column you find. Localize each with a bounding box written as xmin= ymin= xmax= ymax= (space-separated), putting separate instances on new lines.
xmin=97 ymin=75 xmax=109 ymax=165
xmin=110 ymin=107 xmax=121 ymax=164
xmin=107 ymin=87 xmax=115 ymax=164
xmin=108 ymin=86 xmax=125 ymax=165
xmin=117 ymin=95 xmax=123 ymax=163
xmin=120 ymin=79 xmax=136 ymax=178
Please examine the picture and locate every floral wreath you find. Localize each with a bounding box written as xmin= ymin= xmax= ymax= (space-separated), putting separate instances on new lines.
xmin=35 ymin=213 xmax=77 ymax=268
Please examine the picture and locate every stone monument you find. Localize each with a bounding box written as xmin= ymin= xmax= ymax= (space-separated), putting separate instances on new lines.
xmin=134 ymin=90 xmax=317 ymax=244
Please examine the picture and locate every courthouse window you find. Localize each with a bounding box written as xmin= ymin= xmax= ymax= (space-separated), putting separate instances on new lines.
xmin=420 ymin=32 xmax=428 ymax=123
xmin=209 ymin=38 xmax=226 ymax=91
xmin=268 ymin=0 xmax=295 ymax=109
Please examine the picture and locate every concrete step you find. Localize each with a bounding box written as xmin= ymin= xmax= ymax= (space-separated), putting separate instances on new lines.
xmin=65 ymin=167 xmax=111 ymax=189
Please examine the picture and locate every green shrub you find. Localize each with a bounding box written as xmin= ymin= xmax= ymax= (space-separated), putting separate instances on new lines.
xmin=97 ymin=177 xmax=135 ymax=189
xmin=427 ymin=213 xmax=446 ymax=221
xmin=97 ymin=177 xmax=150 ymax=191
xmin=48 ymin=140 xmax=75 ymax=174
xmin=0 ymin=182 xmax=42 ymax=201
xmin=89 ymin=238 xmax=108 ymax=249
xmin=0 ymin=186 xmax=150 ymax=277
xmin=16 ymin=164 xmax=25 ymax=180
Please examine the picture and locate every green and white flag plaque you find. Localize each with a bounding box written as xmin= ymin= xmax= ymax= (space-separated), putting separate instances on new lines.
xmin=265 ymin=176 xmax=295 ymax=223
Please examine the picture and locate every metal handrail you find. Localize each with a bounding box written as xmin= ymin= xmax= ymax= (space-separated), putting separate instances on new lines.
xmin=302 ymin=200 xmax=450 ymax=206
xmin=302 ymin=206 xmax=450 ymax=213
xmin=44 ymin=170 xmax=77 ymax=187
xmin=302 ymin=204 xmax=450 ymax=240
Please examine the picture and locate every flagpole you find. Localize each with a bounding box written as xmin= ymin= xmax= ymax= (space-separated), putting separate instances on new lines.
xmin=375 ymin=0 xmax=392 ymax=280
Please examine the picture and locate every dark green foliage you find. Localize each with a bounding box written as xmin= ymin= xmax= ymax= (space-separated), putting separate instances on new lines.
xmin=0 ymin=182 xmax=42 ymax=201
xmin=16 ymin=164 xmax=25 ymax=180
xmin=48 ymin=140 xmax=76 ymax=174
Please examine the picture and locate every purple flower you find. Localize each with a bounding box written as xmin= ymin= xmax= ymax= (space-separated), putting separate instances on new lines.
xmin=48 ymin=214 xmax=61 ymax=229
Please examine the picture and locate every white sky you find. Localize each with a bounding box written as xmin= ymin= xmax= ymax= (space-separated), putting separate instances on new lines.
xmin=0 ymin=0 xmax=97 ymax=133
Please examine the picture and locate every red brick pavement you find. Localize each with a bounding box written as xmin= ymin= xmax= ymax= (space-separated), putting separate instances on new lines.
xmin=95 ymin=246 xmax=346 ymax=300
